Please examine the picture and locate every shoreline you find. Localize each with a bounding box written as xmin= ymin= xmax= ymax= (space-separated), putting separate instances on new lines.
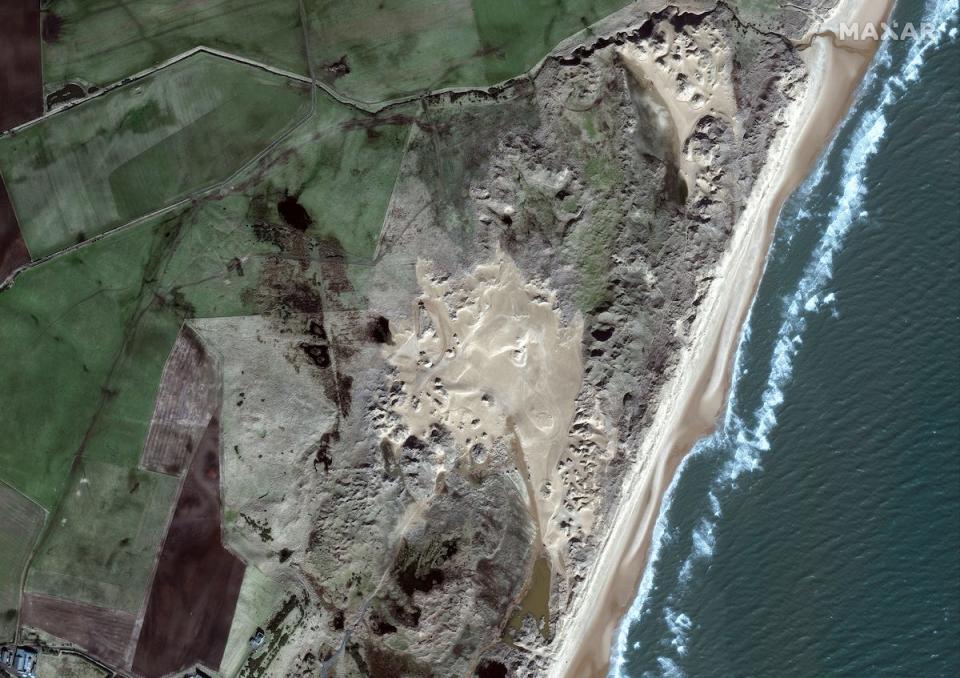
xmin=549 ymin=1 xmax=895 ymax=675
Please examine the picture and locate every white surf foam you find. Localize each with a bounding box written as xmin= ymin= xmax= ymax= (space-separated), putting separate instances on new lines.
xmin=607 ymin=3 xmax=958 ymax=674
xmin=677 ymin=518 xmax=716 ymax=585
xmin=718 ymin=0 xmax=957 ymax=486
xmin=608 ymin=449 xmax=699 ymax=678
xmin=655 ymin=656 xmax=685 ymax=678
xmin=664 ymin=607 xmax=694 ymax=656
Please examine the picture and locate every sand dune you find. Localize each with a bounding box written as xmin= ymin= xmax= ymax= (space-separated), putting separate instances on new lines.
xmin=617 ymin=19 xmax=737 ymax=192
xmin=384 ymin=252 xmax=589 ymax=573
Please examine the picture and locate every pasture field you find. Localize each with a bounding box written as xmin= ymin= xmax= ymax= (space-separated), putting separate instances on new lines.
xmin=25 ymin=461 xmax=178 ymax=613
xmin=0 ymin=87 xmax=411 ymax=629
xmin=220 ymin=567 xmax=284 ymax=677
xmin=248 ymin=99 xmax=412 ymax=263
xmin=471 ymin=0 xmax=634 ymax=83
xmin=0 ymin=91 xmax=410 ymax=508
xmin=42 ymin=0 xmax=306 ymax=87
xmin=0 ymin=483 xmax=45 ymax=641
xmin=307 ymin=0 xmax=483 ymax=101
xmin=0 ymin=52 xmax=309 ymax=259
xmin=305 ymin=0 xmax=633 ymax=102
xmin=36 ymin=652 xmax=110 ymax=678
xmin=0 ymin=217 xmax=172 ymax=509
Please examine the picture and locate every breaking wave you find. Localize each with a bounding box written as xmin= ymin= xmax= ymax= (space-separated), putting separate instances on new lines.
xmin=609 ymin=2 xmax=958 ymax=675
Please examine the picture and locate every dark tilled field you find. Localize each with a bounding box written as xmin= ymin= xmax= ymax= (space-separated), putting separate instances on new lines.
xmin=0 ymin=175 xmax=30 ymax=283
xmin=132 ymin=415 xmax=245 ymax=677
xmin=21 ymin=592 xmax=137 ymax=668
xmin=0 ymin=1 xmax=42 ymax=132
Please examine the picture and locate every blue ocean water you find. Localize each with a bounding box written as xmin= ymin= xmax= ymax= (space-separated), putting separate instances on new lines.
xmin=612 ymin=0 xmax=960 ymax=675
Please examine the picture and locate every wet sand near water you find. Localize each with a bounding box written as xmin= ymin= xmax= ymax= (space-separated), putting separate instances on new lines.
xmin=549 ymin=1 xmax=894 ymax=675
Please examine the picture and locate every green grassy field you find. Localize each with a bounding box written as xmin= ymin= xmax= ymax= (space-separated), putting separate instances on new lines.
xmin=0 ymin=52 xmax=309 ymax=259
xmin=0 ymin=84 xmax=410 ymax=610
xmin=0 ymin=484 xmax=45 ymax=641
xmin=42 ymin=0 xmax=306 ymax=87
xmin=42 ymin=0 xmax=636 ymax=105
xmin=253 ymin=104 xmax=412 ymax=262
xmin=471 ymin=0 xmax=633 ymax=84
xmin=25 ymin=462 xmax=178 ymax=613
xmin=307 ymin=0 xmax=483 ymax=101
xmin=0 ymin=218 xmax=171 ymax=509
xmin=306 ymin=0 xmax=634 ymax=102
xmin=220 ymin=566 xmax=283 ymax=677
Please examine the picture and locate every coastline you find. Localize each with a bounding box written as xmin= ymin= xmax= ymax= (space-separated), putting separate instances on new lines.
xmin=549 ymin=1 xmax=895 ymax=675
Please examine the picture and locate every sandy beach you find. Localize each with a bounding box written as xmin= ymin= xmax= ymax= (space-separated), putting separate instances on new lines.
xmin=549 ymin=0 xmax=895 ymax=675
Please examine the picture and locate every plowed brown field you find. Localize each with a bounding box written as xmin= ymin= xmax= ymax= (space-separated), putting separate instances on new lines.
xmin=132 ymin=416 xmax=245 ymax=677
xmin=0 ymin=1 xmax=42 ymax=132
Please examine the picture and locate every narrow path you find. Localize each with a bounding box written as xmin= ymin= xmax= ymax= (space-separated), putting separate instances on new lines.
xmin=0 ymin=0 xmax=794 ymax=288
xmin=1 ymin=0 xmax=718 ymax=285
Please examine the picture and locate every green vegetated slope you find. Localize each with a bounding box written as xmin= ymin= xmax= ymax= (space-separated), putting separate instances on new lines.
xmin=0 ymin=484 xmax=44 ymax=640
xmin=26 ymin=462 xmax=178 ymax=613
xmin=0 ymin=220 xmax=166 ymax=509
xmin=307 ymin=0 xmax=635 ymax=102
xmin=0 ymin=52 xmax=309 ymax=259
xmin=41 ymin=0 xmax=306 ymax=87
xmin=42 ymin=0 xmax=636 ymax=104
xmin=220 ymin=567 xmax=283 ymax=678
xmin=1 ymin=86 xmax=410 ymax=610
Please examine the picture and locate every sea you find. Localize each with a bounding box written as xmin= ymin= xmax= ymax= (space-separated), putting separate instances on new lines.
xmin=611 ymin=0 xmax=960 ymax=675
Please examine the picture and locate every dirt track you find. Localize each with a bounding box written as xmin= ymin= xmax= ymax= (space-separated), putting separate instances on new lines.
xmin=132 ymin=416 xmax=245 ymax=677
xmin=0 ymin=1 xmax=42 ymax=132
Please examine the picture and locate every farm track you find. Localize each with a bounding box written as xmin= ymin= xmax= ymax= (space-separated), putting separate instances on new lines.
xmin=0 ymin=7 xmax=554 ymax=288
xmin=2 ymin=3 xmax=768 ymax=672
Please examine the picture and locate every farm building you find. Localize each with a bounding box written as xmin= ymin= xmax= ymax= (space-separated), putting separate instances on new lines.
xmin=12 ymin=646 xmax=38 ymax=677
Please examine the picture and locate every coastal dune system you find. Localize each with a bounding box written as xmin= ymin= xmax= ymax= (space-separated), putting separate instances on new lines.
xmin=0 ymin=0 xmax=905 ymax=676
xmin=550 ymin=0 xmax=897 ymax=676
xmin=617 ymin=18 xmax=738 ymax=194
xmin=611 ymin=0 xmax=960 ymax=670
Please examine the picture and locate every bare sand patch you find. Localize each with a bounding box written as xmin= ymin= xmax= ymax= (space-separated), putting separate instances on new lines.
xmin=383 ymin=251 xmax=585 ymax=570
xmin=617 ymin=18 xmax=737 ymax=191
